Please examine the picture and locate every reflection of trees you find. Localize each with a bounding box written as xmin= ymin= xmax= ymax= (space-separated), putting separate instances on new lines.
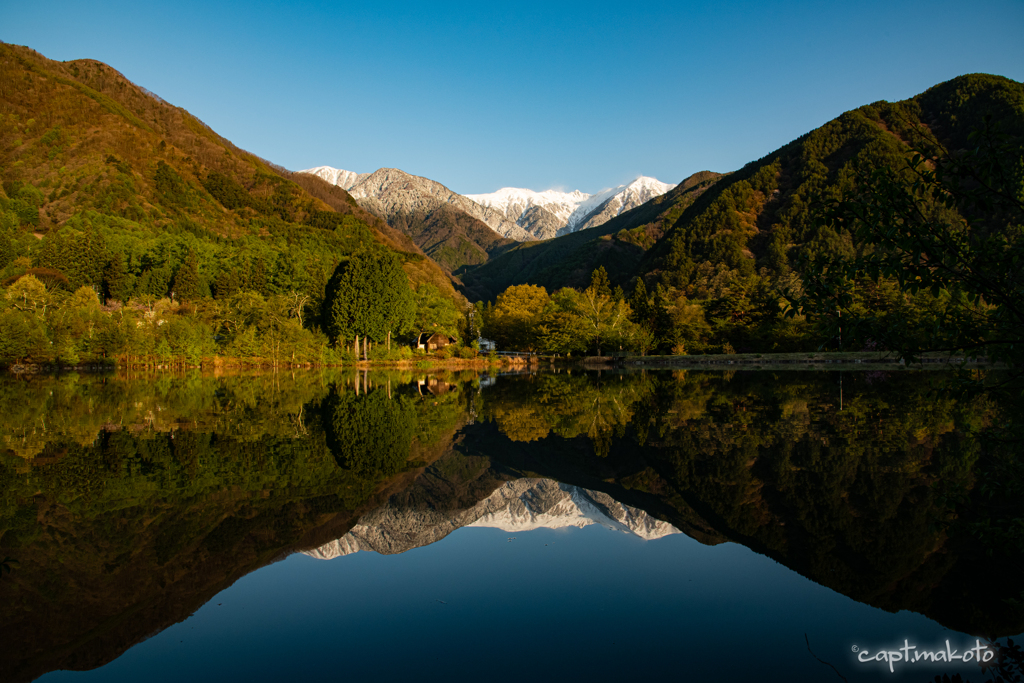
xmin=480 ymin=373 xmax=655 ymax=451
xmin=629 ymin=371 xmax=1019 ymax=634
xmin=323 ymin=386 xmax=415 ymax=478
xmin=474 ymin=369 xmax=1019 ymax=635
xmin=0 ymin=372 xmax=472 ymax=683
xmin=1 ymin=367 xmax=1020 ymax=682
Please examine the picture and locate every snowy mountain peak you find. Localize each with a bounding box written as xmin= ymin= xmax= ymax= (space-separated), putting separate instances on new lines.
xmin=467 ymin=176 xmax=676 ymax=237
xmin=299 ymin=165 xmax=676 ymax=242
xmin=300 ymin=165 xmax=368 ymax=191
xmin=465 ymin=187 xmax=590 ymax=226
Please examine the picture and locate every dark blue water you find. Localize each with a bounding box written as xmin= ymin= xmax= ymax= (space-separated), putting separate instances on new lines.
xmin=37 ymin=524 xmax=1000 ymax=683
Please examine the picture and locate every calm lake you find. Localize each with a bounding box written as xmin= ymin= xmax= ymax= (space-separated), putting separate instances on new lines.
xmin=1 ymin=368 xmax=1021 ymax=682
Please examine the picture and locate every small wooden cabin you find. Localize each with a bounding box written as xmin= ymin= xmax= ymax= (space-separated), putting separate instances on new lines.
xmin=416 ymin=332 xmax=457 ymax=351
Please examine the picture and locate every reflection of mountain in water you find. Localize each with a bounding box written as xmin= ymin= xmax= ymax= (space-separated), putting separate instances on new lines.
xmin=306 ymin=478 xmax=679 ymax=560
xmin=3 ymin=369 xmax=1023 ymax=683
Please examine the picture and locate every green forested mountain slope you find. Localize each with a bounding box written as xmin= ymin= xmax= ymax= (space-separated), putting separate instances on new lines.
xmin=462 ymin=73 xmax=1023 ymax=358
xmin=641 ymin=73 xmax=1024 ymax=293
xmin=0 ymin=42 xmax=457 ymax=302
xmin=458 ymin=171 xmax=722 ymax=301
xmin=462 ymin=73 xmax=1022 ymax=311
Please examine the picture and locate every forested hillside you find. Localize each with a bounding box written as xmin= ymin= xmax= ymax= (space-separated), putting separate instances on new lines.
xmin=466 ymin=74 xmax=1024 ymax=358
xmin=0 ymin=43 xmax=465 ymax=365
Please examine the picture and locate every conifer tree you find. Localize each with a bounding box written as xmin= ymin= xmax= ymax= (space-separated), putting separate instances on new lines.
xmin=0 ymin=233 xmax=13 ymax=271
xmin=172 ymin=251 xmax=201 ymax=301
xmin=324 ymin=251 xmax=415 ymax=352
xmin=590 ymin=266 xmax=612 ymax=299
xmin=629 ymin=278 xmax=653 ymax=324
xmin=103 ymin=252 xmax=132 ymax=303
xmin=249 ymin=258 xmax=268 ymax=295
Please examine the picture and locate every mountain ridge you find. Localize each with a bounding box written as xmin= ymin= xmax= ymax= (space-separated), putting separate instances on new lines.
xmin=458 ymin=73 xmax=1024 ymax=313
xmin=302 ymin=166 xmax=677 ymax=241
xmin=467 ymin=176 xmax=676 ymax=238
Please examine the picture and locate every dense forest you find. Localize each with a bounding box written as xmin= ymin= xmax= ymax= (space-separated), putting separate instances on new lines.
xmin=465 ymin=75 xmax=1024 ymax=365
xmin=0 ymin=43 xmax=471 ymax=366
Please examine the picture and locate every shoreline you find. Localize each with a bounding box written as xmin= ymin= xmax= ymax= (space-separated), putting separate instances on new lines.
xmin=1 ymin=351 xmax=998 ymax=375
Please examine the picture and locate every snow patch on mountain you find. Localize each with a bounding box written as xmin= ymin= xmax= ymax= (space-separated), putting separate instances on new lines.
xmin=300 ymin=166 xmax=368 ymax=191
xmin=465 ymin=187 xmax=590 ymax=226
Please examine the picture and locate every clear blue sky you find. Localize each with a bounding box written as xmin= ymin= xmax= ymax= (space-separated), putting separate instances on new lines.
xmin=4 ymin=0 xmax=1023 ymax=195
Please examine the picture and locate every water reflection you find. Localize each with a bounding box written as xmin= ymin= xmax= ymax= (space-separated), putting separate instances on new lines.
xmin=0 ymin=368 xmax=1020 ymax=681
xmin=305 ymin=478 xmax=680 ymax=560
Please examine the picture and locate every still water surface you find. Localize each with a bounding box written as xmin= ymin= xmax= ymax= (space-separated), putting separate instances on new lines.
xmin=0 ymin=369 xmax=1020 ymax=682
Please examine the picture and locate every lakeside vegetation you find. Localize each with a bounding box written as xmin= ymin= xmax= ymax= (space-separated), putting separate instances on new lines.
xmin=0 ymin=42 xmax=474 ymax=368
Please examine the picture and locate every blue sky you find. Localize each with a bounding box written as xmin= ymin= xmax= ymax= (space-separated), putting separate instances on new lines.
xmin=4 ymin=0 xmax=1023 ymax=194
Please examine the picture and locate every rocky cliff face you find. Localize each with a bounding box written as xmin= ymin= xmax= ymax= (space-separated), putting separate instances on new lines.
xmin=304 ymin=478 xmax=679 ymax=560
xmin=515 ymin=205 xmax=564 ymax=240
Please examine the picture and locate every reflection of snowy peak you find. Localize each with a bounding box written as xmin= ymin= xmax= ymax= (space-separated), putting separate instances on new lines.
xmin=468 ymin=482 xmax=680 ymax=540
xmin=304 ymin=479 xmax=679 ymax=560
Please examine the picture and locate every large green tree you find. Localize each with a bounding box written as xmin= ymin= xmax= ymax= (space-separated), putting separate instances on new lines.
xmin=486 ymin=284 xmax=550 ymax=351
xmin=324 ymin=251 xmax=416 ymax=354
xmin=103 ymin=252 xmax=133 ymax=303
xmin=412 ymin=284 xmax=462 ymax=340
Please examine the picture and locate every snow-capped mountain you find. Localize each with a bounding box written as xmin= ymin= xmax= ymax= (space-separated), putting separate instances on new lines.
xmin=464 ymin=187 xmax=590 ymax=228
xmin=299 ymin=165 xmax=676 ymax=243
xmin=303 ymin=478 xmax=679 ymax=560
xmin=467 ymin=176 xmax=676 ymax=239
xmin=298 ymin=166 xmax=533 ymax=241
xmin=566 ymin=176 xmax=676 ymax=234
